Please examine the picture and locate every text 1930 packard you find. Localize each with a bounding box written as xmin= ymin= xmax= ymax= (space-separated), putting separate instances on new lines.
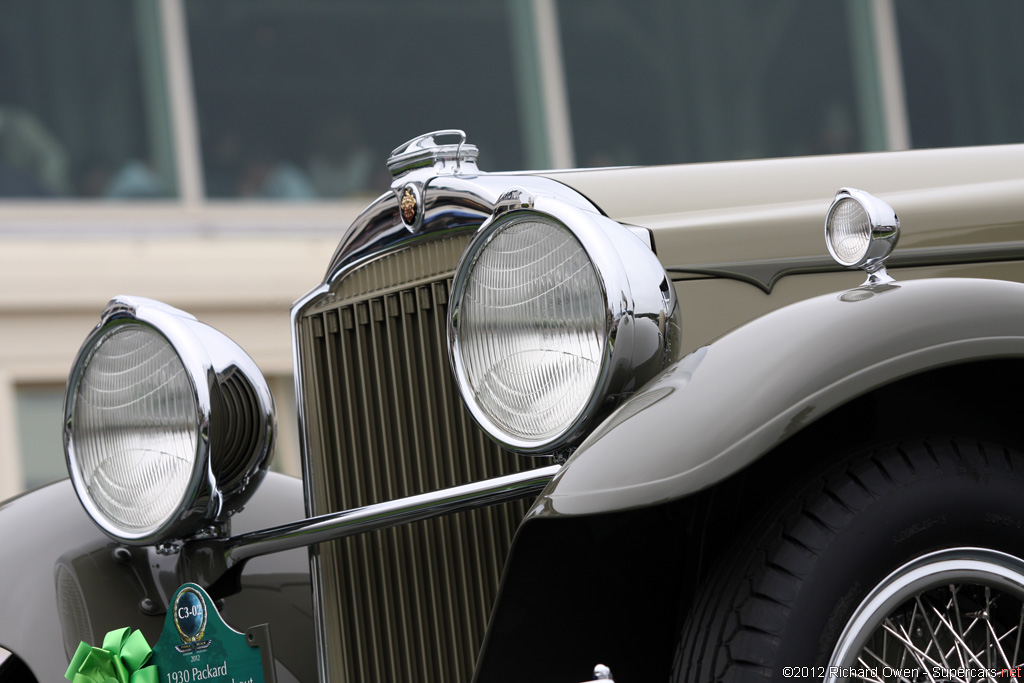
xmin=3 ymin=131 xmax=1024 ymax=683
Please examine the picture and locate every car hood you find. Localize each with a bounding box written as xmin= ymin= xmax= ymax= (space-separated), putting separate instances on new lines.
xmin=538 ymin=144 xmax=1024 ymax=270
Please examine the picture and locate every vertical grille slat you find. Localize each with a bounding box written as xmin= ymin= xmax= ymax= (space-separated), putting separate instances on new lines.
xmin=299 ymin=234 xmax=545 ymax=683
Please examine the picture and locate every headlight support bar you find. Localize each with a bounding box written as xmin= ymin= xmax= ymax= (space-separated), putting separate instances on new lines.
xmin=181 ymin=465 xmax=561 ymax=598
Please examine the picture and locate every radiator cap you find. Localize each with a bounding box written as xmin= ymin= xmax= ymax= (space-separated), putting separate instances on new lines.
xmin=386 ymin=129 xmax=479 ymax=179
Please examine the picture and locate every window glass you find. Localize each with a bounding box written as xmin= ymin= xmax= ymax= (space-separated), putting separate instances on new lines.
xmin=15 ymin=385 xmax=66 ymax=490
xmin=0 ymin=0 xmax=176 ymax=199
xmin=185 ymin=1 xmax=526 ymax=200
xmin=557 ymin=0 xmax=867 ymax=167
xmin=896 ymin=2 xmax=1024 ymax=149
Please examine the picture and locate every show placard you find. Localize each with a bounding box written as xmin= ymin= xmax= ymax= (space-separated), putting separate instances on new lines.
xmin=151 ymin=583 xmax=270 ymax=683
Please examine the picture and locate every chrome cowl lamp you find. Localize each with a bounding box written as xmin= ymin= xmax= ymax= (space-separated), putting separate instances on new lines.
xmin=63 ymin=295 xmax=275 ymax=545
xmin=825 ymin=187 xmax=900 ymax=285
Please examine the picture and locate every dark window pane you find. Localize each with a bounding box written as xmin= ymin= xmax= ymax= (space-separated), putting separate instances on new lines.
xmin=896 ymin=1 xmax=1024 ymax=149
xmin=0 ymin=0 xmax=176 ymax=199
xmin=185 ymin=1 xmax=525 ymax=200
xmin=15 ymin=385 xmax=66 ymax=490
xmin=558 ymin=0 xmax=865 ymax=166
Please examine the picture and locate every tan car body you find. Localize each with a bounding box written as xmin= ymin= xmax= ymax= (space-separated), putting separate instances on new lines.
xmin=552 ymin=143 xmax=1024 ymax=355
xmin=526 ymin=143 xmax=1024 ymax=516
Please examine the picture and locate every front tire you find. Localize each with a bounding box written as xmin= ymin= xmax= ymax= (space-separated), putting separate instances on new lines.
xmin=673 ymin=438 xmax=1024 ymax=683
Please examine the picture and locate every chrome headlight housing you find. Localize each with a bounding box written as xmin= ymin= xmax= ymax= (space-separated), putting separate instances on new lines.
xmin=825 ymin=187 xmax=899 ymax=273
xmin=448 ymin=188 xmax=681 ymax=455
xmin=64 ymin=296 xmax=275 ymax=545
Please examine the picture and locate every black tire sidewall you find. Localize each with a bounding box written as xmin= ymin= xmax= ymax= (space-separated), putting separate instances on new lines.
xmin=774 ymin=440 xmax=1024 ymax=675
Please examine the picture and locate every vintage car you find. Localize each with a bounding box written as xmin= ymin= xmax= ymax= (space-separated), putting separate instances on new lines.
xmin=2 ymin=130 xmax=1024 ymax=683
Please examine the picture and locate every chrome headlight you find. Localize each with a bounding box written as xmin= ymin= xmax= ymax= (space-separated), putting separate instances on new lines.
xmin=449 ymin=189 xmax=681 ymax=455
xmin=64 ymin=296 xmax=275 ymax=545
xmin=825 ymin=187 xmax=899 ymax=273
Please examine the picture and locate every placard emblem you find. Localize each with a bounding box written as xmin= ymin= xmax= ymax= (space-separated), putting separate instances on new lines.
xmin=152 ymin=583 xmax=272 ymax=682
xmin=173 ymin=586 xmax=209 ymax=646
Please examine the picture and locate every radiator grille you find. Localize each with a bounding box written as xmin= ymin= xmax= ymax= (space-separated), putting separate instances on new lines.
xmin=298 ymin=233 xmax=541 ymax=683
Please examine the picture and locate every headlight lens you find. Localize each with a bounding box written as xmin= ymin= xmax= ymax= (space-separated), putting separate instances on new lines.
xmin=70 ymin=324 xmax=198 ymax=536
xmin=65 ymin=296 xmax=275 ymax=544
xmin=457 ymin=216 xmax=606 ymax=441
xmin=450 ymin=191 xmax=681 ymax=455
xmin=825 ymin=198 xmax=871 ymax=266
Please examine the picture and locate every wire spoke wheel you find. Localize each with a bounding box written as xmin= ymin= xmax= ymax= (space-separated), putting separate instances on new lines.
xmin=828 ymin=549 xmax=1024 ymax=683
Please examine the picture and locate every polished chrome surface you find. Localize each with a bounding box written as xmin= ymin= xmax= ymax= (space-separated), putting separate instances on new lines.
xmin=290 ymin=139 xmax=605 ymax=683
xmin=826 ymin=548 xmax=1024 ymax=682
xmin=387 ymin=129 xmax=479 ymax=179
xmin=221 ymin=465 xmax=559 ymax=566
xmin=626 ymin=225 xmax=653 ymax=250
xmin=388 ymin=130 xmax=479 ymax=233
xmin=448 ymin=190 xmax=682 ymax=455
xmin=592 ymin=664 xmax=614 ymax=680
xmin=318 ymin=169 xmax=600 ymax=286
xmin=65 ymin=295 xmax=275 ymax=545
xmin=825 ymin=187 xmax=900 ymax=284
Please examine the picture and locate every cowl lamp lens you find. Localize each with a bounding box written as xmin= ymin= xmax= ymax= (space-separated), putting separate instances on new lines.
xmin=825 ymin=187 xmax=900 ymax=275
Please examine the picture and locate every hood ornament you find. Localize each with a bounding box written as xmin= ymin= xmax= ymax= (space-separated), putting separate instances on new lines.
xmin=388 ymin=129 xmax=480 ymax=233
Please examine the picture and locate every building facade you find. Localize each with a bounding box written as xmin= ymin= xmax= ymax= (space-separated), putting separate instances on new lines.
xmin=2 ymin=0 xmax=1022 ymax=497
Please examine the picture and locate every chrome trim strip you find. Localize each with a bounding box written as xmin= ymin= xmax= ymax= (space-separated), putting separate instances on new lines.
xmin=667 ymin=241 xmax=1024 ymax=294
xmin=667 ymin=256 xmax=838 ymax=293
xmin=287 ymin=284 xmax=329 ymax=683
xmin=223 ymin=466 xmax=559 ymax=566
xmin=290 ymin=283 xmax=329 ymax=520
xmin=305 ymin=545 xmax=326 ymax=683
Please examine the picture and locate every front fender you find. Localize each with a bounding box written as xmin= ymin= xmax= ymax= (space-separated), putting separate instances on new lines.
xmin=531 ymin=277 xmax=1024 ymax=517
xmin=0 ymin=480 xmax=98 ymax=682
xmin=0 ymin=473 xmax=313 ymax=683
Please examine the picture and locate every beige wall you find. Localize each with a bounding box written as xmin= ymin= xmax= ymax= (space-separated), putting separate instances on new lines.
xmin=0 ymin=202 xmax=359 ymax=499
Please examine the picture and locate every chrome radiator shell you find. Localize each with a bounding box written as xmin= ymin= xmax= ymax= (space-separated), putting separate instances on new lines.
xmin=291 ymin=171 xmax=600 ymax=682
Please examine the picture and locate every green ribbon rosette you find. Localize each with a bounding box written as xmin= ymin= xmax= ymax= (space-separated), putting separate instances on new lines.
xmin=65 ymin=627 xmax=158 ymax=683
